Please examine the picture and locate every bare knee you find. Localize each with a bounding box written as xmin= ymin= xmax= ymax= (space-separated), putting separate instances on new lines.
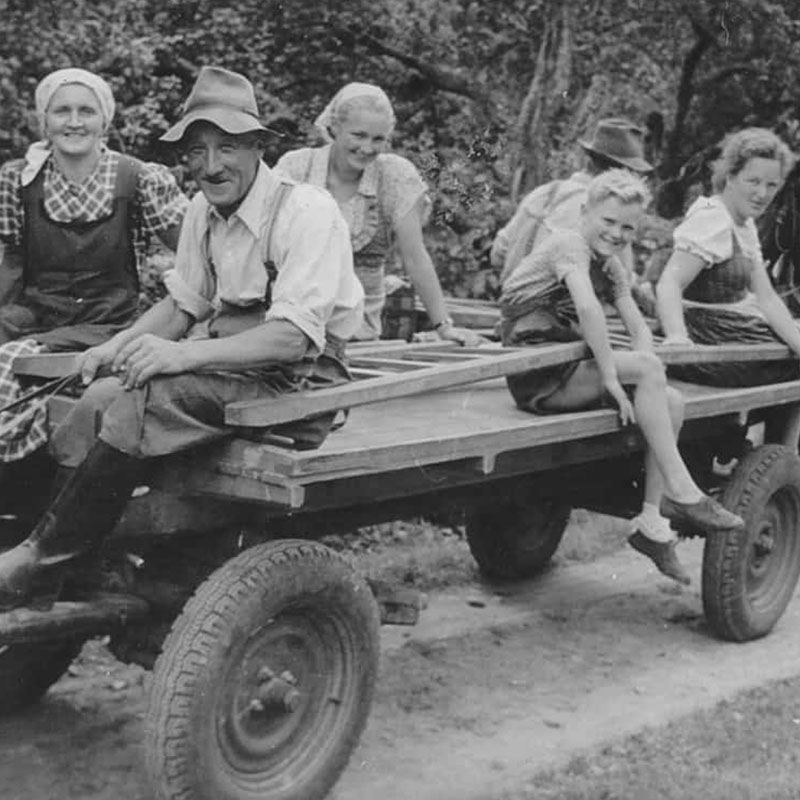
xmin=631 ymin=352 xmax=667 ymax=387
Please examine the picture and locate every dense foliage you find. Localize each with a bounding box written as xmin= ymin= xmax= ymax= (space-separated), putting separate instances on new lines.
xmin=2 ymin=0 xmax=799 ymax=296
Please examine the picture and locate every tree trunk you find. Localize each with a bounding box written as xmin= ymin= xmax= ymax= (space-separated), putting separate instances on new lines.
xmin=510 ymin=0 xmax=574 ymax=201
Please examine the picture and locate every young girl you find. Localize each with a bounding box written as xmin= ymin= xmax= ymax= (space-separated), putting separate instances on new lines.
xmin=500 ymin=169 xmax=743 ymax=585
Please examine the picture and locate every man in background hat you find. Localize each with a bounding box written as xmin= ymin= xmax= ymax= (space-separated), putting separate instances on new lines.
xmin=492 ymin=118 xmax=653 ymax=286
xmin=0 ymin=66 xmax=364 ymax=609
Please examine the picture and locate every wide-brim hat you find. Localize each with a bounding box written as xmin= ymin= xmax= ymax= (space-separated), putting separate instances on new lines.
xmin=579 ymin=118 xmax=653 ymax=173
xmin=160 ymin=66 xmax=273 ymax=143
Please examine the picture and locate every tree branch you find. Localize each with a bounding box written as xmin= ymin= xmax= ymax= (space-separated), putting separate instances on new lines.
xmin=343 ymin=26 xmax=491 ymax=107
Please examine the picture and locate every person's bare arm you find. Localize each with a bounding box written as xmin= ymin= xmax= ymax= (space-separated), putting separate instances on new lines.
xmin=564 ymin=270 xmax=634 ymax=424
xmin=394 ymin=200 xmax=482 ymax=346
xmin=616 ymin=293 xmax=654 ymax=352
xmin=113 ymin=317 xmax=310 ymax=390
xmin=78 ymin=296 xmax=193 ymax=384
xmin=655 ymin=250 xmax=706 ymax=343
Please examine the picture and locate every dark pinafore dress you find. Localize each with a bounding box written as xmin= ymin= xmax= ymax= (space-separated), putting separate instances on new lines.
xmin=668 ymin=234 xmax=800 ymax=387
xmin=0 ymin=155 xmax=142 ymax=351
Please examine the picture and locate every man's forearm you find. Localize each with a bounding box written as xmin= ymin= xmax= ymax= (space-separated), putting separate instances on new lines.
xmin=180 ymin=318 xmax=310 ymax=372
xmin=113 ymin=297 xmax=192 ymax=350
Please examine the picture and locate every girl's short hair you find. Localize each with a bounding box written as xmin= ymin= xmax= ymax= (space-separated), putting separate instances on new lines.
xmin=585 ymin=168 xmax=651 ymax=208
xmin=711 ymin=128 xmax=793 ymax=192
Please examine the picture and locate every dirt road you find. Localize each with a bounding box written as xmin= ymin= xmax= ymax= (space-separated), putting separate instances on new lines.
xmin=2 ymin=536 xmax=800 ymax=800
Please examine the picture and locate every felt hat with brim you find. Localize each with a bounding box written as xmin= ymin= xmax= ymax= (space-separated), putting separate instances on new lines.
xmin=579 ymin=118 xmax=653 ymax=173
xmin=160 ymin=66 xmax=275 ymax=143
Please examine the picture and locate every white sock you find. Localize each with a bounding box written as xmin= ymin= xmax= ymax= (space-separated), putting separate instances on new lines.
xmin=632 ymin=503 xmax=675 ymax=543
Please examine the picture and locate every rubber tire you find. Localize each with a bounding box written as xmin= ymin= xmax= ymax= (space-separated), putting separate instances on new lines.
xmin=702 ymin=444 xmax=800 ymax=642
xmin=0 ymin=640 xmax=81 ymax=714
xmin=145 ymin=539 xmax=381 ymax=800
xmin=466 ymin=491 xmax=571 ymax=580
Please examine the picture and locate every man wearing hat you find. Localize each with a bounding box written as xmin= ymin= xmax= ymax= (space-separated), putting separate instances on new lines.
xmin=0 ymin=66 xmax=364 ymax=609
xmin=492 ymin=118 xmax=653 ymax=285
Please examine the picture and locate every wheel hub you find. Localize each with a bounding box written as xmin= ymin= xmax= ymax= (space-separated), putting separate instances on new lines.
xmin=247 ymin=666 xmax=302 ymax=715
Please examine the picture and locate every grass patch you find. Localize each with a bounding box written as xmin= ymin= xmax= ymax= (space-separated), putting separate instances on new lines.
xmin=505 ymin=676 xmax=800 ymax=800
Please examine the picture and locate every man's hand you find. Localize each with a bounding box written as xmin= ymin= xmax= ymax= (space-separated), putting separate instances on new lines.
xmin=115 ymin=334 xmax=191 ymax=389
xmin=78 ymin=341 xmax=122 ymax=385
xmin=604 ymin=378 xmax=635 ymax=426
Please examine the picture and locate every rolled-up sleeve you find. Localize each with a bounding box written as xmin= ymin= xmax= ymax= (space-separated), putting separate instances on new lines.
xmin=163 ymin=195 xmax=216 ymax=322
xmin=266 ymin=187 xmax=358 ymax=352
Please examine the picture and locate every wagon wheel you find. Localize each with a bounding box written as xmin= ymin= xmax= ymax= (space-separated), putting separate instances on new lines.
xmin=145 ymin=539 xmax=380 ymax=800
xmin=702 ymin=444 xmax=800 ymax=642
xmin=466 ymin=488 xmax=571 ymax=580
xmin=0 ymin=639 xmax=81 ymax=714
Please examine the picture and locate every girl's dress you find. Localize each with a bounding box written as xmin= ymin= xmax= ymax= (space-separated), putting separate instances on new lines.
xmin=666 ymin=195 xmax=798 ymax=387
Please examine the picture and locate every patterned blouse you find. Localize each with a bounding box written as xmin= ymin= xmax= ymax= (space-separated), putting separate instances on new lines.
xmin=0 ymin=147 xmax=187 ymax=261
xmin=275 ymin=144 xmax=429 ymax=251
xmin=276 ymin=145 xmax=431 ymax=338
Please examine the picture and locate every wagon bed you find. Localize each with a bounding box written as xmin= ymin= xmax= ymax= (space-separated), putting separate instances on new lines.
xmin=134 ymin=372 xmax=800 ymax=516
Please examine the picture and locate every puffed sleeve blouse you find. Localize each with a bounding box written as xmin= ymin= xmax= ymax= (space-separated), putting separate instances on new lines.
xmin=673 ymin=195 xmax=764 ymax=269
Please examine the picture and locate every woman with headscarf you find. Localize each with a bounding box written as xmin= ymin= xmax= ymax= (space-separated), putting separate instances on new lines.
xmin=0 ymin=67 xmax=187 ymax=469
xmin=276 ymin=82 xmax=480 ymax=344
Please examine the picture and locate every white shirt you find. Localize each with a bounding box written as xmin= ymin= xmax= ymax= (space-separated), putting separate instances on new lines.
xmin=164 ymin=162 xmax=364 ymax=353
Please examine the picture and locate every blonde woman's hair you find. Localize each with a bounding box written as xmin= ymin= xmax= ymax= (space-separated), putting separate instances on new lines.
xmin=711 ymin=128 xmax=793 ymax=192
xmin=585 ymin=168 xmax=651 ymax=208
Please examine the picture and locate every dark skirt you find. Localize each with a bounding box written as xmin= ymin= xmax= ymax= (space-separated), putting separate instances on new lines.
xmin=667 ymin=305 xmax=800 ymax=387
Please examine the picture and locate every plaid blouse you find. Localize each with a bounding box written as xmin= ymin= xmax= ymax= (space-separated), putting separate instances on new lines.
xmin=0 ymin=148 xmax=187 ymax=258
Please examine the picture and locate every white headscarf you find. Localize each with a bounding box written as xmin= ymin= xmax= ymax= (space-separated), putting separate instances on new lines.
xmin=313 ymin=82 xmax=396 ymax=143
xmin=22 ymin=68 xmax=116 ymax=186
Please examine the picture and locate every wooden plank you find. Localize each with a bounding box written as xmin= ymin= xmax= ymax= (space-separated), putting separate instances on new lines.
xmin=226 ymin=344 xmax=590 ymax=427
xmin=13 ymin=352 xmax=78 ymax=378
xmin=350 ymin=367 xmax=390 ymax=380
xmin=348 ymin=357 xmax=446 ymax=371
xmin=0 ymin=594 xmax=149 ymax=645
xmin=226 ymin=340 xmax=797 ymax=427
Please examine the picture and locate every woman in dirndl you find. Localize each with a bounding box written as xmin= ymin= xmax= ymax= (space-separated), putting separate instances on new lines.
xmin=0 ymin=68 xmax=187 ymax=481
xmin=656 ymin=127 xmax=800 ymax=386
xmin=275 ymin=82 xmax=480 ymax=344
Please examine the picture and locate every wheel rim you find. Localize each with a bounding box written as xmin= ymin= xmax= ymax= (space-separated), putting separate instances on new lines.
xmin=746 ymin=486 xmax=800 ymax=614
xmin=214 ymin=603 xmax=361 ymax=793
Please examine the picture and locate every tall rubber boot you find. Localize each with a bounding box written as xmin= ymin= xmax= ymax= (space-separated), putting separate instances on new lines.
xmin=0 ymin=440 xmax=142 ymax=610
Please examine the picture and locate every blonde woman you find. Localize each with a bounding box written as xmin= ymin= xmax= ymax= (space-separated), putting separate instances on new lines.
xmin=276 ymin=82 xmax=479 ymax=344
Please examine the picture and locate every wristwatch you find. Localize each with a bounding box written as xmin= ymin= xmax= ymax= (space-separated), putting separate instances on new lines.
xmin=433 ymin=317 xmax=454 ymax=331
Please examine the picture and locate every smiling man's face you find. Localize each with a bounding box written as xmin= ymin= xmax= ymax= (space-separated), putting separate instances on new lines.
xmin=184 ymin=122 xmax=262 ymax=217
